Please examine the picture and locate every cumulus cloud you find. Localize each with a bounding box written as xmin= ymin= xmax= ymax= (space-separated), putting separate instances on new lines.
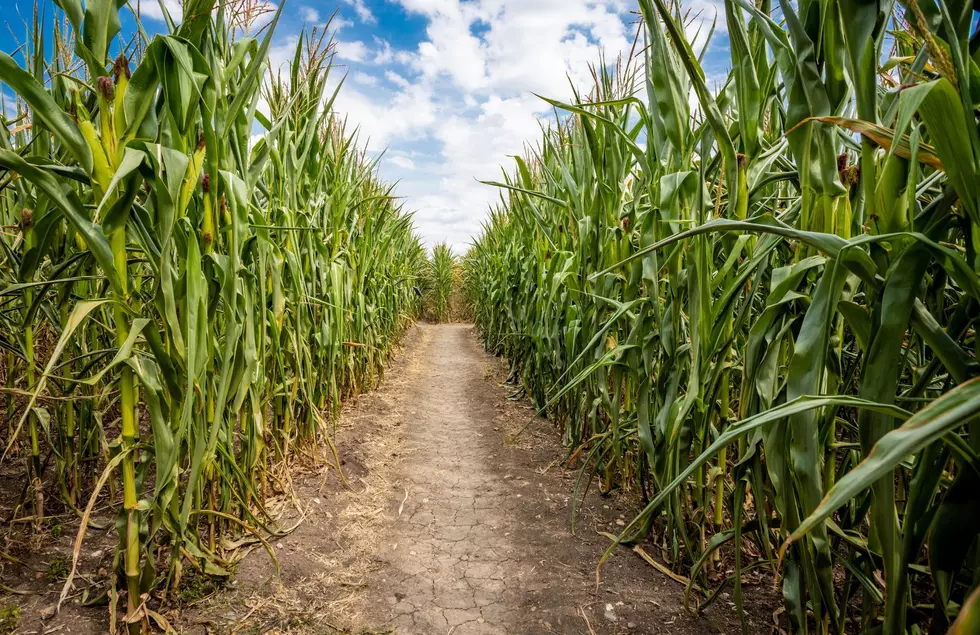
xmin=264 ymin=1 xmax=726 ymax=250
xmin=373 ymin=39 xmax=415 ymax=65
xmin=299 ymin=5 xmax=320 ymax=22
xmin=130 ymin=0 xmax=183 ymax=22
xmin=352 ymin=72 xmax=380 ymax=87
xmin=384 ymin=71 xmax=411 ymax=89
xmin=335 ymin=40 xmax=371 ymax=62
xmin=353 ymin=0 xmax=639 ymax=249
xmin=329 ymin=15 xmax=355 ymax=31
xmin=389 ymin=155 xmax=417 ymax=170
xmin=341 ymin=0 xmax=376 ymax=23
xmin=328 ymin=73 xmax=439 ymax=150
xmin=134 ymin=0 xmax=281 ymax=32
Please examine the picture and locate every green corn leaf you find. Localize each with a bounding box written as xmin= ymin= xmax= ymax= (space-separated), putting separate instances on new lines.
xmin=786 ymin=377 xmax=980 ymax=548
xmin=0 ymin=53 xmax=93 ymax=173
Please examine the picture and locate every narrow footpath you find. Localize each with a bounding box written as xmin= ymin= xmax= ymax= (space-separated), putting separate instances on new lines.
xmin=190 ymin=324 xmax=761 ymax=634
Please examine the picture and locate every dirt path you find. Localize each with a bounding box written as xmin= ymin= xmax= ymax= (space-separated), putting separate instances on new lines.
xmin=365 ymin=323 xmax=592 ymax=634
xmin=188 ymin=323 xmax=765 ymax=634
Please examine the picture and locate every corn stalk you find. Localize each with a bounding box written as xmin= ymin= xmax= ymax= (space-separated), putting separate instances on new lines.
xmin=0 ymin=3 xmax=424 ymax=629
xmin=464 ymin=2 xmax=980 ymax=633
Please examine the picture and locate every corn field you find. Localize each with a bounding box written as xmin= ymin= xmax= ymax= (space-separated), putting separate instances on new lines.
xmin=464 ymin=1 xmax=980 ymax=633
xmin=422 ymin=242 xmax=467 ymax=323
xmin=0 ymin=2 xmax=423 ymax=631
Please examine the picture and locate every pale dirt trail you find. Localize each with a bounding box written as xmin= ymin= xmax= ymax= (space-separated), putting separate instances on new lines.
xmin=364 ymin=323 xmax=558 ymax=633
xmin=186 ymin=323 xmax=764 ymax=634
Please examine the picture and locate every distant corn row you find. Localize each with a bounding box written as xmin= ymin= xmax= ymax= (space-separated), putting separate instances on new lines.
xmin=421 ymin=242 xmax=469 ymax=323
xmin=0 ymin=1 xmax=423 ymax=630
xmin=464 ymin=1 xmax=980 ymax=633
xmin=422 ymin=243 xmax=456 ymax=322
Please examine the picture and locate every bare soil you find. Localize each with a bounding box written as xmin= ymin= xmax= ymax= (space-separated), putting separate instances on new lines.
xmin=3 ymin=323 xmax=776 ymax=634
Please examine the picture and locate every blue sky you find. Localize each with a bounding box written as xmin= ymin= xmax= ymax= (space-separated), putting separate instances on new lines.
xmin=2 ymin=0 xmax=731 ymax=250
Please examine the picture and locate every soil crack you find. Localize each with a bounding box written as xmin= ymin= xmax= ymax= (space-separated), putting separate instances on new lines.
xmin=181 ymin=323 xmax=765 ymax=634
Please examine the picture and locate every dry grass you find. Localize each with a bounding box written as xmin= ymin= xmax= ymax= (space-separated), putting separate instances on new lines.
xmin=185 ymin=327 xmax=432 ymax=634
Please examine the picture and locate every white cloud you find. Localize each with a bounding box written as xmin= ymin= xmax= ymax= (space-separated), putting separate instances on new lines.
xmin=331 ymin=15 xmax=355 ymax=31
xmin=331 ymin=39 xmax=413 ymax=66
xmin=352 ymin=72 xmax=380 ymax=87
xmin=329 ymin=78 xmax=439 ymax=150
xmin=130 ymin=0 xmax=183 ymax=22
xmin=264 ymin=1 xmax=684 ymax=250
xmin=390 ymin=155 xmax=417 ymax=170
xmin=342 ymin=0 xmax=377 ymax=23
xmin=133 ymin=0 xmax=281 ymax=31
xmin=372 ymin=39 xmax=413 ymax=65
xmin=353 ymin=0 xmax=638 ymax=249
xmin=267 ymin=34 xmax=300 ymax=72
xmin=384 ymin=71 xmax=411 ymax=89
xmin=684 ymin=0 xmax=727 ymax=43
xmin=299 ymin=5 xmax=320 ymax=22
xmin=335 ymin=40 xmax=371 ymax=62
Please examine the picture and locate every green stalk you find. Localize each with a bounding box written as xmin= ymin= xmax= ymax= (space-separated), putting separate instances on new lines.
xmin=111 ymin=226 xmax=141 ymax=632
xmin=714 ymin=154 xmax=749 ymax=536
xmin=24 ymin=288 xmax=43 ymax=527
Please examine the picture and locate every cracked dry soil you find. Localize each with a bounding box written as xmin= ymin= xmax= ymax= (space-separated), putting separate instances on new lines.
xmin=188 ymin=323 xmax=766 ymax=634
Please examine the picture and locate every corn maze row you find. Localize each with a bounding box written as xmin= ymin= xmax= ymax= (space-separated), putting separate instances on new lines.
xmin=0 ymin=2 xmax=425 ymax=631
xmin=464 ymin=1 xmax=980 ymax=633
